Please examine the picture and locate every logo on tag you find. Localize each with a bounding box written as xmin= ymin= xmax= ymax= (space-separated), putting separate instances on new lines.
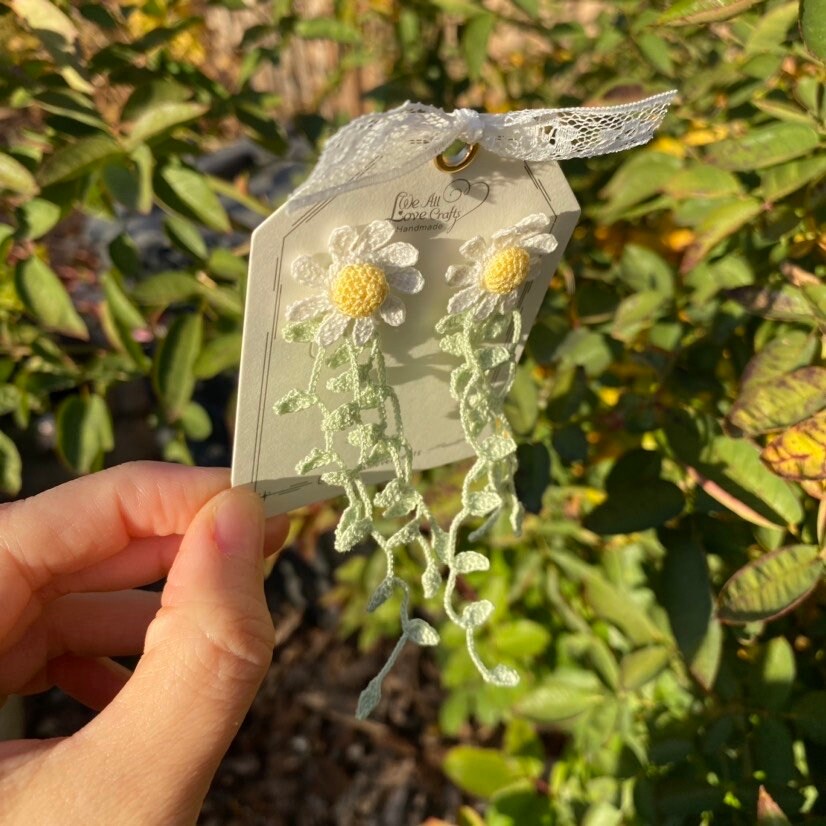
xmin=389 ymin=178 xmax=490 ymax=233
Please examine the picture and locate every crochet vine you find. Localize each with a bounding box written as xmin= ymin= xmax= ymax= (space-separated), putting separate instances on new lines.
xmin=274 ymin=306 xmax=524 ymax=718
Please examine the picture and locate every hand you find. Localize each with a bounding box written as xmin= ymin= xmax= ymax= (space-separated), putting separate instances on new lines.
xmin=0 ymin=461 xmax=288 ymax=825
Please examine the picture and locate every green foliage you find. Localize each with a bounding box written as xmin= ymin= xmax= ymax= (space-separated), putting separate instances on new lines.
xmin=1 ymin=0 xmax=825 ymax=822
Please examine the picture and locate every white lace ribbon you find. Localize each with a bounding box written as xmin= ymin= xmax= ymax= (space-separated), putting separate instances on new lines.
xmin=286 ymin=91 xmax=677 ymax=212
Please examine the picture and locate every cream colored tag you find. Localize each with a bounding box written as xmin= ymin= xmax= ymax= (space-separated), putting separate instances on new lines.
xmin=232 ymin=151 xmax=580 ymax=515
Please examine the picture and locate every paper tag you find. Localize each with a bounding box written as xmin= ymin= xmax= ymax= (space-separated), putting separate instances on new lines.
xmin=232 ymin=151 xmax=580 ymax=515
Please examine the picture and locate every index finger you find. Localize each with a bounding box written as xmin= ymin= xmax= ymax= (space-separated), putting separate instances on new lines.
xmin=0 ymin=462 xmax=231 ymax=638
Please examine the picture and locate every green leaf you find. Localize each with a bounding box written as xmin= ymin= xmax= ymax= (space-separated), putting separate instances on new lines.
xmin=706 ymin=123 xmax=820 ymax=171
xmin=163 ymin=215 xmax=208 ymax=261
xmin=660 ymin=530 xmax=721 ymax=691
xmin=717 ymin=544 xmax=823 ymax=624
xmin=791 ymin=691 xmax=826 ymax=745
xmin=740 ymin=331 xmax=816 ymax=393
xmin=294 ymin=17 xmax=361 ymax=43
xmin=636 ymin=31 xmax=674 ymax=75
xmin=745 ymin=1 xmax=798 ymax=53
xmin=193 ymin=332 xmax=242 ymax=379
xmin=0 ymin=152 xmax=38 ymax=196
xmin=12 ymin=0 xmax=78 ymax=47
xmin=55 ymin=394 xmax=114 ymax=474
xmin=207 ymin=248 xmax=247 ymax=281
xmin=681 ymin=197 xmax=762 ymax=272
xmin=598 ymin=151 xmax=682 ymax=220
xmin=663 ymin=165 xmax=742 ymax=199
xmin=751 ymin=636 xmax=795 ymax=711
xmin=504 ymin=366 xmax=538 ymax=435
xmin=492 ymin=620 xmax=551 ymax=658
xmin=611 ymin=290 xmax=668 ymax=342
xmin=518 ymin=677 xmax=604 ymax=724
xmin=584 ymin=480 xmax=684 ymax=535
xmin=132 ymin=272 xmax=201 ymax=307
xmin=16 ymin=198 xmax=61 ymax=240
xmin=726 ymin=285 xmax=816 ymax=322
xmin=180 ymin=401 xmax=212 ymax=442
xmin=157 ymin=165 xmax=231 ymax=232
xmin=15 ymin=256 xmax=88 ymax=339
xmin=443 ymin=747 xmax=526 ymax=799
xmin=0 ymin=431 xmax=22 ymax=495
xmin=462 ymin=12 xmax=495 ymax=80
xmin=670 ymin=423 xmax=804 ymax=528
xmin=125 ymin=101 xmax=208 ymax=149
xmin=658 ymin=0 xmax=763 ymax=25
xmin=730 ymin=367 xmax=826 ymax=435
xmin=620 ymin=645 xmax=671 ymax=691
xmin=38 ymin=134 xmax=122 ymax=187
xmin=152 ymin=313 xmax=203 ymax=421
xmin=800 ymin=0 xmax=826 ymax=61
xmin=101 ymin=271 xmax=145 ymax=330
xmin=759 ymin=155 xmax=826 ymax=202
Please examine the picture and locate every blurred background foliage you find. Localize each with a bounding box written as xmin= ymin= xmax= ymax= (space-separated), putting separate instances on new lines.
xmin=1 ymin=0 xmax=826 ymax=822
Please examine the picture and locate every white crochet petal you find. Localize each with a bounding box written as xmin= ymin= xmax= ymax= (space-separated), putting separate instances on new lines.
xmin=370 ymin=241 xmax=418 ymax=268
xmin=353 ymin=316 xmax=376 ymax=346
xmin=523 ymin=232 xmax=558 ymax=255
xmin=459 ymin=235 xmax=487 ymax=260
xmin=490 ymin=227 xmax=522 ymax=250
xmin=317 ymin=312 xmax=349 ymax=345
xmin=379 ymin=294 xmax=406 ymax=326
xmin=292 ymin=256 xmax=326 ymax=287
xmin=446 ymin=264 xmax=475 ymax=286
xmin=516 ymin=213 xmax=550 ymax=234
xmin=474 ymin=292 xmax=498 ymax=320
xmin=387 ymin=266 xmax=424 ymax=294
xmin=328 ymin=225 xmax=358 ymax=262
xmin=286 ymin=294 xmax=331 ymax=322
xmin=447 ymin=286 xmax=480 ymax=314
xmin=353 ymin=220 xmax=395 ymax=256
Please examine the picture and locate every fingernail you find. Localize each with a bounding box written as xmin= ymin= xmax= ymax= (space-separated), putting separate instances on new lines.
xmin=214 ymin=489 xmax=265 ymax=558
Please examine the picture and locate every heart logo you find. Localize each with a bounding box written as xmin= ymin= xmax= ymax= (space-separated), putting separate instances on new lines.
xmin=443 ymin=178 xmax=490 ymax=227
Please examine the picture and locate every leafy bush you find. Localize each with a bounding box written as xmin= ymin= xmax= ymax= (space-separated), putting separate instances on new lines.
xmin=2 ymin=0 xmax=826 ymax=823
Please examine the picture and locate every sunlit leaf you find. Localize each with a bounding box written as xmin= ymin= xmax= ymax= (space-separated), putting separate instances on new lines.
xmin=762 ymin=410 xmax=826 ymax=481
xmin=14 ymin=256 xmax=88 ymax=339
xmin=55 ymin=393 xmax=114 ymax=474
xmin=0 ymin=152 xmax=38 ymax=196
xmin=658 ymin=0 xmax=762 ymax=25
xmin=125 ymin=101 xmax=208 ymax=149
xmin=706 ymin=123 xmax=819 ymax=171
xmin=680 ymin=197 xmax=762 ymax=272
xmin=800 ymin=0 xmax=826 ymax=61
xmin=152 ymin=312 xmax=203 ymax=421
xmin=443 ymin=747 xmax=527 ymax=799
xmin=729 ymin=367 xmax=826 ymax=435
xmin=0 ymin=431 xmax=22 ymax=495
xmin=38 ymin=134 xmax=122 ymax=187
xmin=717 ymin=544 xmax=823 ymax=624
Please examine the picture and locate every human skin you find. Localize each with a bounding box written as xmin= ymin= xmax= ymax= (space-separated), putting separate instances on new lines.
xmin=0 ymin=461 xmax=289 ymax=825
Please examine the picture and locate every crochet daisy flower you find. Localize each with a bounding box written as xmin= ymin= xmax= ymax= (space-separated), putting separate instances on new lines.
xmin=445 ymin=214 xmax=557 ymax=320
xmin=286 ymin=220 xmax=424 ymax=346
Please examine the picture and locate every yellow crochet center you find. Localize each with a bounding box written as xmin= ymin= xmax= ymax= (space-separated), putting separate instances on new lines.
xmin=482 ymin=247 xmax=531 ymax=294
xmin=329 ymin=263 xmax=389 ymax=318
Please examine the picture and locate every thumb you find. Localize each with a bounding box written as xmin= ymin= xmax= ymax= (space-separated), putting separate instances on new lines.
xmin=78 ymin=488 xmax=274 ymax=822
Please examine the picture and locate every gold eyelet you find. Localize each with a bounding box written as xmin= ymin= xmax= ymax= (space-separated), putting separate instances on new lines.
xmin=434 ymin=143 xmax=479 ymax=173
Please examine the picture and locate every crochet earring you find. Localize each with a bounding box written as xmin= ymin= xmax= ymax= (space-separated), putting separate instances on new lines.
xmin=436 ymin=213 xmax=558 ymax=539
xmin=273 ymin=219 xmax=424 ymax=555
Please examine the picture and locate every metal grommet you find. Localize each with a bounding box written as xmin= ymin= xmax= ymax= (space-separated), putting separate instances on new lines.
xmin=434 ymin=143 xmax=479 ymax=173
